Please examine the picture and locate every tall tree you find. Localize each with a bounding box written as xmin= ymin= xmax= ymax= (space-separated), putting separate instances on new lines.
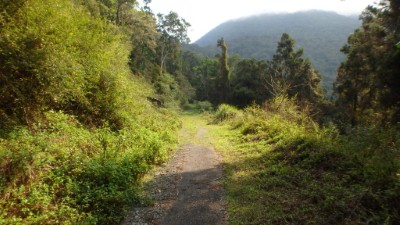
xmin=230 ymin=58 xmax=269 ymax=107
xmin=335 ymin=0 xmax=400 ymax=125
xmin=267 ymin=33 xmax=323 ymax=103
xmin=127 ymin=10 xmax=159 ymax=75
xmin=156 ymin=11 xmax=190 ymax=76
xmin=217 ymin=38 xmax=231 ymax=103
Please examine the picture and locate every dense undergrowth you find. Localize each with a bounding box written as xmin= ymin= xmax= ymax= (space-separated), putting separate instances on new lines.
xmin=0 ymin=1 xmax=181 ymax=224
xmin=0 ymin=108 xmax=179 ymax=224
xmin=210 ymin=98 xmax=400 ymax=225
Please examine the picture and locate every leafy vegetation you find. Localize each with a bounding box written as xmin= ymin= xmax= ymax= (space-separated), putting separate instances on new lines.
xmin=207 ymin=99 xmax=399 ymax=225
xmin=1 ymin=0 xmax=399 ymax=224
xmin=187 ymin=10 xmax=361 ymax=93
xmin=0 ymin=108 xmax=179 ymax=224
xmin=0 ymin=0 xmax=186 ymax=223
xmin=335 ymin=1 xmax=400 ymax=126
xmin=183 ymin=32 xmax=325 ymax=113
xmin=200 ymin=3 xmax=400 ymax=223
xmin=212 ymin=104 xmax=242 ymax=124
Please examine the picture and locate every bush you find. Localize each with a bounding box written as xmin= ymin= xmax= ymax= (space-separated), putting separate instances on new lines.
xmin=212 ymin=104 xmax=242 ymax=124
xmin=0 ymin=107 xmax=179 ymax=224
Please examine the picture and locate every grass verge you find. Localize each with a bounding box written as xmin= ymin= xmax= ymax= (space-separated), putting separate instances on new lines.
xmin=206 ymin=103 xmax=400 ymax=225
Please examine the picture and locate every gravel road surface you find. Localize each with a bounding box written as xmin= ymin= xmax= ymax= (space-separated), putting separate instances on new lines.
xmin=122 ymin=127 xmax=227 ymax=225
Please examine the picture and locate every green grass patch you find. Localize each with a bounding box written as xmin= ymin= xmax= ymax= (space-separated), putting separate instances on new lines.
xmin=207 ymin=103 xmax=400 ymax=225
xmin=178 ymin=110 xmax=214 ymax=146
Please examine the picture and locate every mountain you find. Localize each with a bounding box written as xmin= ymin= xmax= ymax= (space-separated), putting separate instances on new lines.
xmin=187 ymin=11 xmax=361 ymax=93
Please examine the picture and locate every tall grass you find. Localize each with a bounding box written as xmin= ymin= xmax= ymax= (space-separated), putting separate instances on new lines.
xmin=210 ymin=98 xmax=400 ymax=225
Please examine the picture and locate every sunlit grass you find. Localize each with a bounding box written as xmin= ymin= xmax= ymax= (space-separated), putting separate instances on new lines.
xmin=205 ymin=103 xmax=399 ymax=225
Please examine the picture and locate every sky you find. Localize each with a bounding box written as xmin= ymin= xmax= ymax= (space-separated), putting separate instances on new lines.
xmin=141 ymin=0 xmax=378 ymax=43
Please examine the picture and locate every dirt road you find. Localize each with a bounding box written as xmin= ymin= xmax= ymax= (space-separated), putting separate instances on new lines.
xmin=122 ymin=117 xmax=227 ymax=225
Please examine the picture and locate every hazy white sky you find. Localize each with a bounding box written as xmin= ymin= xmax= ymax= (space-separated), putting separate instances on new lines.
xmin=142 ymin=0 xmax=377 ymax=42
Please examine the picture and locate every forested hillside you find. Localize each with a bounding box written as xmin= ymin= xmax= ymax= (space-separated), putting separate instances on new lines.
xmin=180 ymin=2 xmax=400 ymax=223
xmin=1 ymin=0 xmax=399 ymax=224
xmin=183 ymin=34 xmax=324 ymax=109
xmin=187 ymin=11 xmax=360 ymax=92
xmin=0 ymin=0 xmax=191 ymax=223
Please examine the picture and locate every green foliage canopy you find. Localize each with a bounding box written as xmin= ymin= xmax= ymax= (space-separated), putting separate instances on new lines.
xmin=335 ymin=0 xmax=400 ymax=125
xmin=268 ymin=33 xmax=323 ymax=103
xmin=0 ymin=0 xmax=133 ymax=128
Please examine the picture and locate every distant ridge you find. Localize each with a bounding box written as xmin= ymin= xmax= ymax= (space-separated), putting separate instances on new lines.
xmin=187 ymin=10 xmax=361 ymax=92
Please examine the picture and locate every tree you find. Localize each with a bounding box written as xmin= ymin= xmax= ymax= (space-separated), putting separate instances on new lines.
xmin=334 ymin=27 xmax=379 ymax=126
xmin=156 ymin=11 xmax=190 ymax=76
xmin=230 ymin=58 xmax=269 ymax=107
xmin=86 ymin=0 xmax=137 ymax=25
xmin=217 ymin=38 xmax=231 ymax=103
xmin=267 ymin=33 xmax=323 ymax=104
xmin=127 ymin=10 xmax=159 ymax=75
xmin=115 ymin=0 xmax=137 ymax=25
xmin=334 ymin=0 xmax=400 ymax=125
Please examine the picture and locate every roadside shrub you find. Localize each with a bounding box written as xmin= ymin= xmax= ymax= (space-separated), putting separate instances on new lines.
xmin=0 ymin=112 xmax=96 ymax=224
xmin=0 ymin=107 xmax=178 ymax=224
xmin=212 ymin=104 xmax=242 ymax=124
xmin=263 ymin=95 xmax=311 ymax=124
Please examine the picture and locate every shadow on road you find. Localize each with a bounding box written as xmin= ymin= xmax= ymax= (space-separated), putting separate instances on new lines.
xmin=160 ymin=165 xmax=227 ymax=225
